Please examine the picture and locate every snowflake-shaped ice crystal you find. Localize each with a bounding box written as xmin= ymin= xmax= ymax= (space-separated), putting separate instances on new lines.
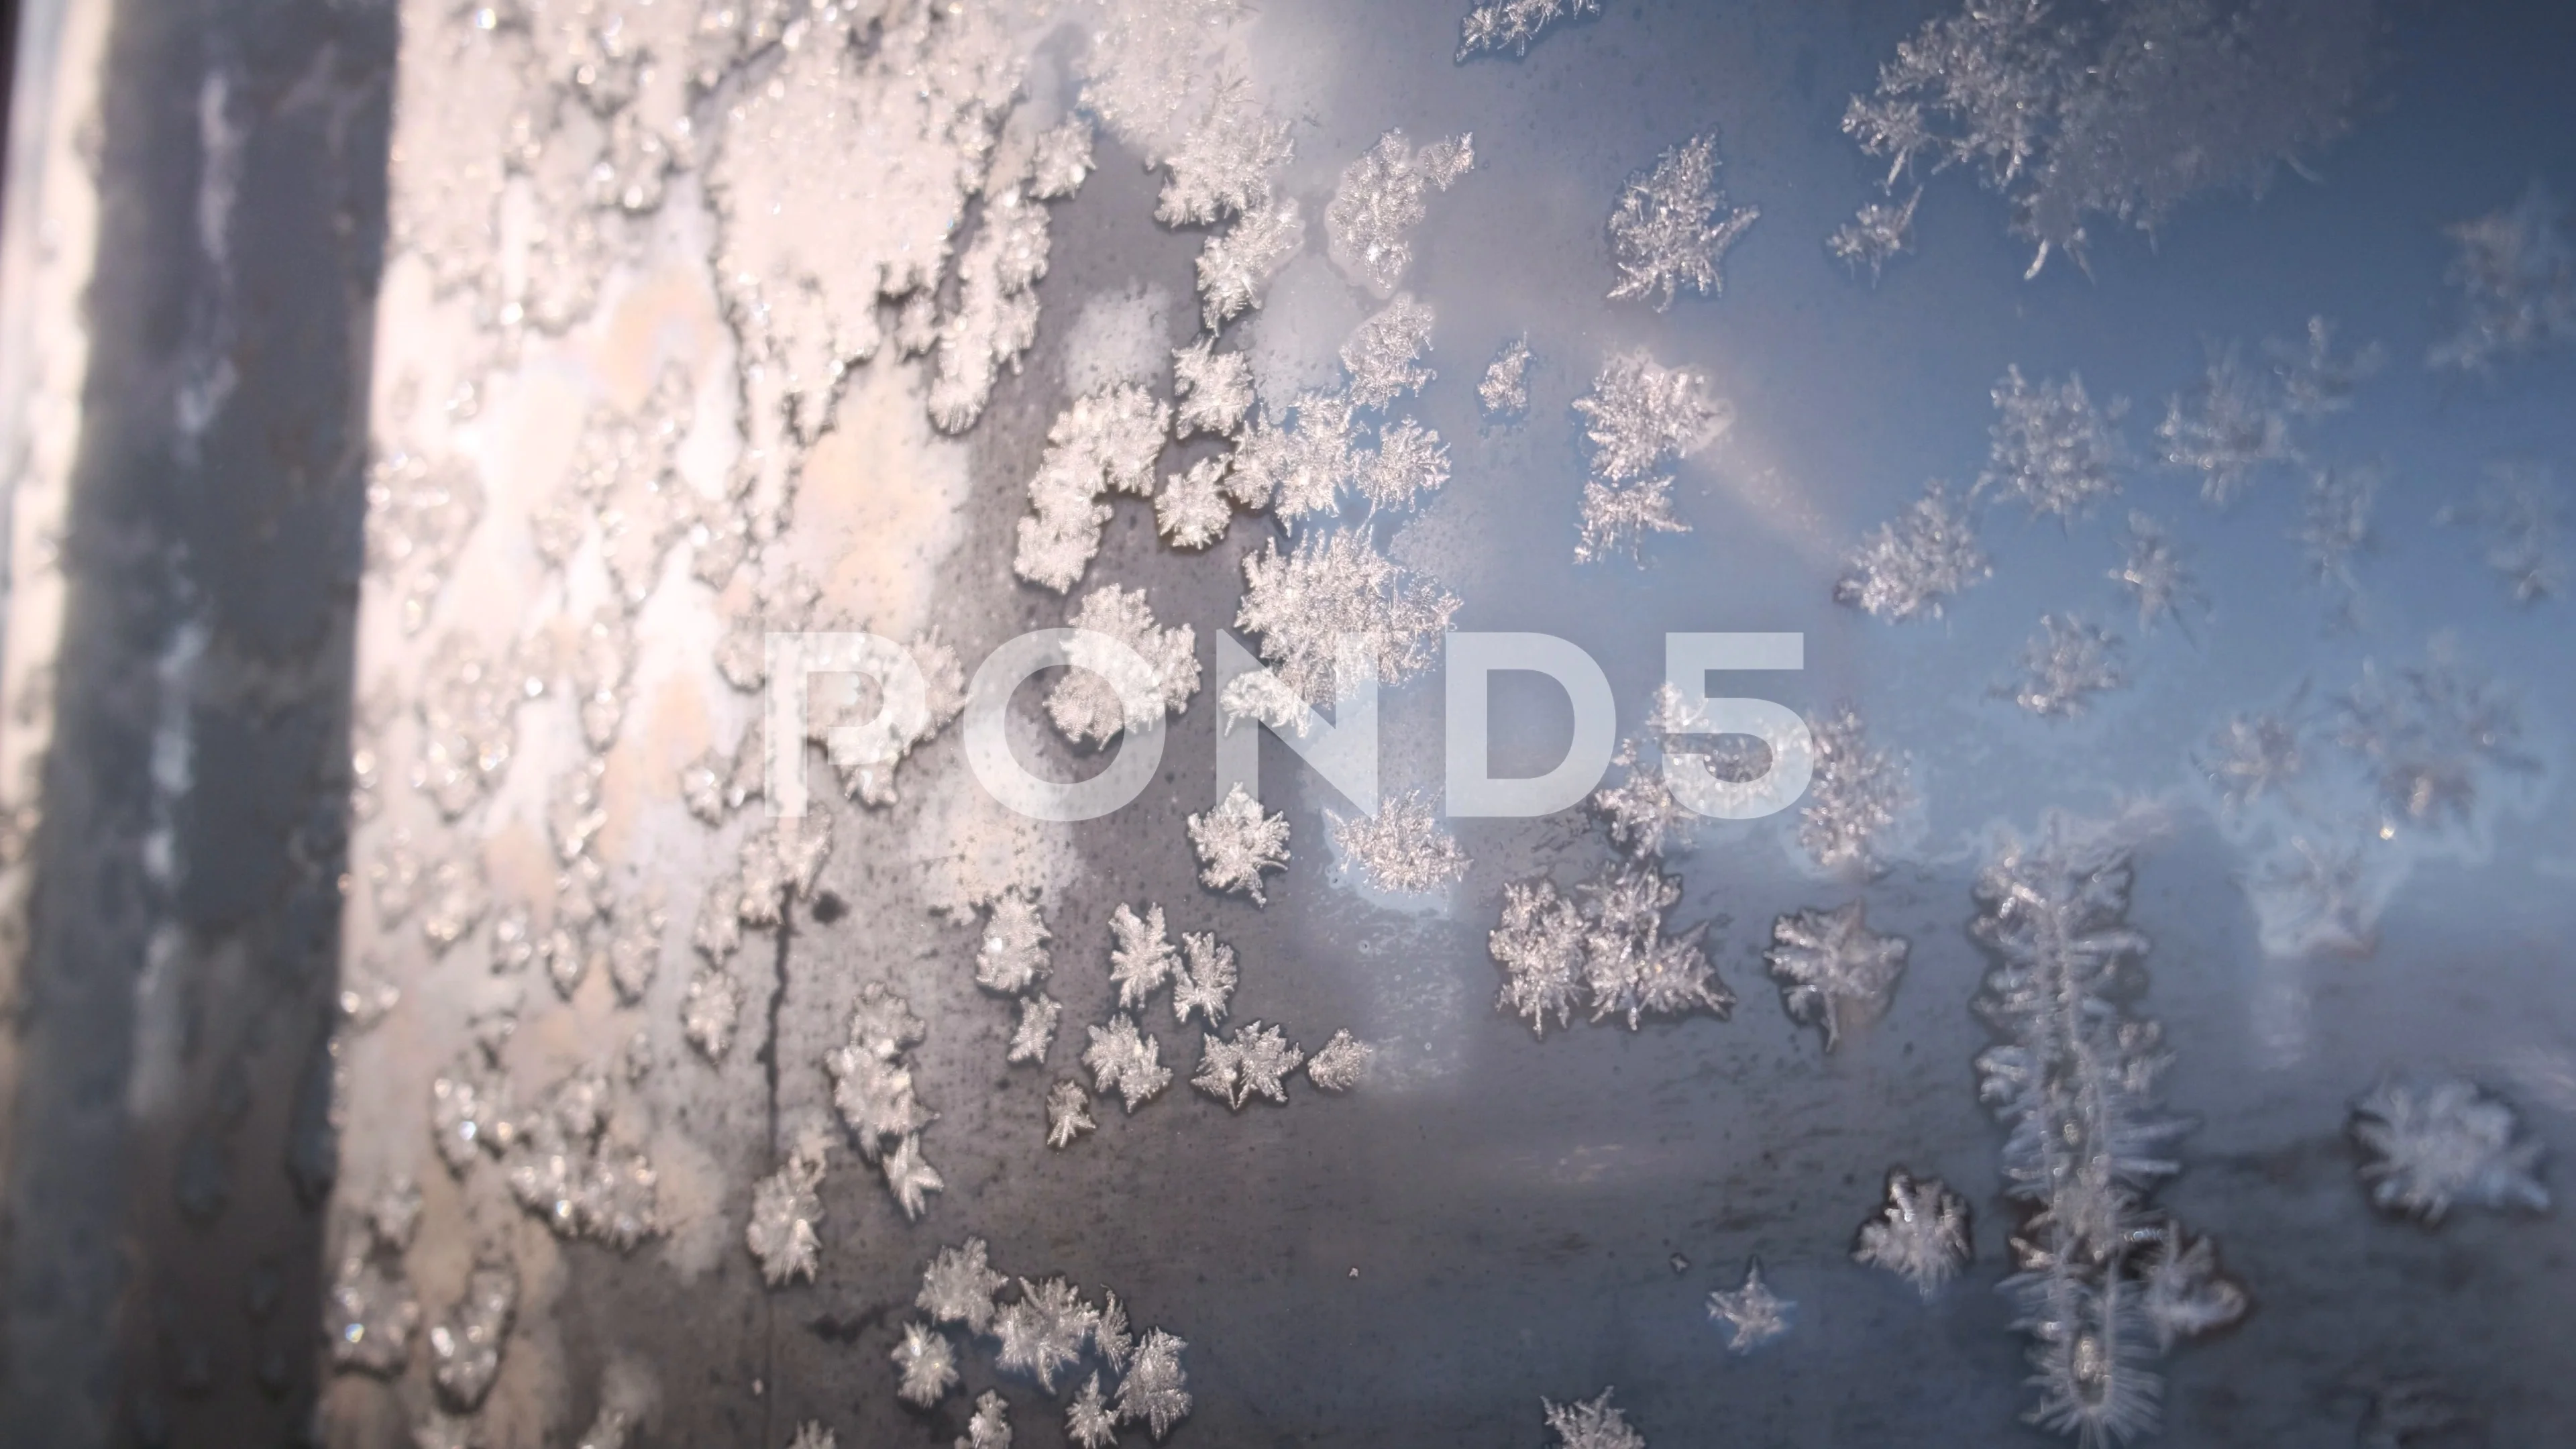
xmin=1572 ymin=351 xmax=1724 ymax=484
xmin=1575 ymin=478 xmax=1691 ymax=564
xmin=1197 ymin=198 xmax=1305 ymax=329
xmin=2430 ymin=180 xmax=2576 ymax=373
xmin=1341 ymin=294 xmax=1439 ymax=410
xmin=1490 ymin=878 xmax=1589 ymax=1037
xmin=1016 ymin=386 xmax=1173 ymax=593
xmin=1357 ymin=419 xmax=1452 ymax=515
xmin=2351 ymin=1077 xmax=2549 ymax=1224
xmin=2109 ymin=512 xmax=2203 ymax=634
xmin=1828 ymin=190 xmax=1919 ymax=282
xmin=1173 ymin=335 xmax=1256 ymax=438
xmin=1799 ymin=706 xmax=1913 ymax=874
xmin=1084 ymin=1014 xmax=1174 ymax=1113
xmin=1157 ymin=454 xmax=1238 ymax=549
xmin=996 ymin=1277 xmax=1096 ymax=1392
xmin=1579 ymin=861 xmax=1729 ymax=1030
xmin=1049 ymin=585 xmax=1201 ymax=748
xmin=1326 ymin=131 xmax=1473 ymax=295
xmin=1707 ymin=1259 xmax=1794 ymax=1352
xmin=1046 ymin=1079 xmax=1097 ymax=1148
xmin=1172 ymin=932 xmax=1239 ymax=1028
xmin=1853 ymin=1169 xmax=1970 ymax=1298
xmin=894 ymin=1321 xmax=959 ymax=1407
xmin=880 ymin=1133 xmax=945 ymax=1222
xmin=1193 ymin=1022 xmax=1305 ymax=1109
xmin=1234 ymin=529 xmax=1460 ymax=705
xmin=1187 ymin=784 xmax=1291 ymax=904
xmin=1331 ymin=789 xmax=1470 ymax=893
xmin=745 ymin=1138 xmax=828 ymax=1286
xmin=1766 ymin=902 xmax=1909 ymax=1052
xmin=1068 ymin=1374 xmax=1118 ymax=1449
xmin=2004 ymin=613 xmax=2126 ymax=719
xmin=1110 ymin=902 xmax=1181 ymax=1009
xmin=1008 ymin=994 xmax=1061 ymax=1066
xmin=1542 ymin=1389 xmax=1647 ymax=1449
xmin=1156 ymin=86 xmax=1293 ymax=227
xmin=1979 ymin=367 xmax=2126 ymax=526
xmin=1305 ymin=1030 xmax=1373 ymax=1092
xmin=975 ymin=890 xmax=1052 ymax=994
xmin=1480 ymin=334 xmax=1532 ymax=419
xmin=1606 ymin=133 xmax=1757 ymax=311
xmin=2157 ymin=344 xmax=2294 ymax=508
xmin=1457 ymin=0 xmax=1601 ymax=61
xmin=1835 ymin=480 xmax=1989 ymax=623
xmin=682 ymin=967 xmax=743 ymax=1063
xmin=1117 ymin=1328 xmax=1193 ymax=1440
xmin=961 ymin=1389 xmax=1011 ymax=1449
xmin=918 ymin=1239 xmax=1007 ymax=1334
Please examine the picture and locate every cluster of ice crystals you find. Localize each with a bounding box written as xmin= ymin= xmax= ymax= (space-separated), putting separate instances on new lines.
xmin=746 ymin=1134 xmax=828 ymax=1287
xmin=1340 ymin=294 xmax=1439 ymax=411
xmin=1241 ymin=392 xmax=1358 ymax=525
xmin=1490 ymin=879 xmax=1590 ymax=1036
xmin=1187 ymin=784 xmax=1292 ymax=903
xmin=682 ymin=966 xmax=743 ymax=1063
xmin=735 ymin=814 xmax=835 ymax=928
xmin=1799 ymin=706 xmax=1915 ymax=874
xmin=1575 ymin=478 xmax=1691 ymax=565
xmin=1030 ymin=118 xmax=1098 ymax=201
xmin=1835 ymin=481 xmax=1990 ymax=622
xmin=1046 ymin=1079 xmax=1098 ymax=1148
xmin=1084 ymin=1014 xmax=1174 ymax=1113
xmin=1707 ymin=1259 xmax=1794 ymax=1352
xmin=1015 ymin=385 xmax=1173 ymax=593
xmin=1489 ymin=865 xmax=1729 ymax=1036
xmin=2110 ymin=512 xmax=2202 ymax=633
xmin=1303 ymin=1030 xmax=1373 ymax=1092
xmin=1010 ymin=995 xmax=1063 ymax=1066
xmin=1326 ymin=131 xmax=1474 ymax=296
xmin=1110 ymin=902 xmax=1181 ymax=1010
xmin=2333 ymin=644 xmax=2532 ymax=835
xmin=1588 ymin=739 xmax=1698 ymax=859
xmin=1234 ymin=531 xmax=1459 ymax=699
xmin=2351 ymin=1077 xmax=2549 ymax=1224
xmin=1068 ymin=1375 xmax=1118 ymax=1448
xmin=974 ymin=891 xmax=1053 ymax=995
xmin=1330 ymin=789 xmax=1470 ymax=894
xmin=1979 ymin=368 xmax=2127 ymax=525
xmin=366 ymin=443 xmax=485 ymax=635
xmin=1480 ymin=334 xmax=1532 ymax=419
xmin=327 ymin=1188 xmax=423 ymax=1377
xmin=2298 ymin=460 xmax=2377 ymax=619
xmin=1118 ymin=1328 xmax=1193 ymax=1440
xmin=961 ymin=1389 xmax=1012 ymax=1449
xmin=996 ymin=1277 xmax=1098 ymax=1392
xmin=1827 ymin=190 xmax=1920 ymax=282
xmin=1841 ymin=0 xmax=2370 ymax=275
xmin=894 ymin=1321 xmax=961 ymax=1407
xmin=427 ymin=1258 xmax=516 ymax=1411
xmin=1161 ymin=932 xmax=1234 ymax=1029
xmin=787 ymin=1424 xmax=835 ymax=1449
xmin=1457 ymin=0 xmax=1601 ymax=60
xmin=2155 ymin=344 xmax=2293 ymax=507
xmin=823 ymin=982 xmax=942 ymax=1220
xmin=918 ymin=1238 xmax=1009 ymax=1334
xmin=1765 ymin=902 xmax=1910 ymax=1052
xmin=1196 ymin=197 xmax=1306 ymax=330
xmin=413 ymin=635 xmax=529 ymax=818
xmin=2006 ymin=614 xmax=2127 ymax=719
xmin=1157 ymin=85 xmax=1293 ymax=227
xmin=1853 ymin=1169 xmax=1972 ymax=1298
xmin=1574 ymin=351 xmax=1725 ymax=484
xmin=1606 ymin=133 xmax=1758 ymax=311
xmin=1970 ymin=820 xmax=2245 ymax=1443
xmin=1048 ymin=586 xmax=1201 ymax=748
xmin=1157 ymin=455 xmax=1238 ymax=549
xmin=500 ymin=1065 xmax=663 ymax=1251
xmin=2441 ymin=462 xmax=2565 ymax=605
xmin=1192 ymin=1022 xmax=1305 ymax=1109
xmin=1542 ymin=1389 xmax=1647 ymax=1449
xmin=2198 ymin=701 xmax=2307 ymax=814
xmin=1360 ymin=419 xmax=1454 ymax=515
xmin=2430 ymin=181 xmax=2576 ymax=372
xmin=1172 ymin=336 xmax=1256 ymax=438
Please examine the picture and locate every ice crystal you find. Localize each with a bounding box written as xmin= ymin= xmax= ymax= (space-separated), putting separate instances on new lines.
xmin=366 ymin=444 xmax=484 ymax=635
xmin=2006 ymin=614 xmax=2127 ymax=719
xmin=996 ymin=1277 xmax=1096 ymax=1392
xmin=1332 ymin=789 xmax=1470 ymax=893
xmin=737 ymin=814 xmax=835 ymax=927
xmin=1341 ymin=294 xmax=1438 ymax=410
xmin=1979 ymin=368 xmax=2126 ymax=525
xmin=1084 ymin=1014 xmax=1174 ymax=1113
xmin=2198 ymin=703 xmax=2307 ymax=813
xmin=1157 ymin=455 xmax=1238 ymax=549
xmin=1305 ymin=1030 xmax=1373 ymax=1092
xmin=500 ymin=1066 xmax=663 ymax=1251
xmin=1030 ymin=118 xmax=1098 ymax=201
xmin=1016 ymin=386 xmax=1174 ymax=593
xmin=1457 ymin=0 xmax=1600 ymax=60
xmin=326 ymin=1214 xmax=421 ymax=1376
xmin=1172 ymin=932 xmax=1240 ymax=1028
xmin=1542 ymin=1389 xmax=1646 ymax=1449
xmin=1489 ymin=879 xmax=1591 ymax=1037
xmin=1093 ymin=1291 xmax=1135 ymax=1372
xmin=1707 ymin=1259 xmax=1794 ymax=1352
xmin=2157 ymin=344 xmax=2294 ymax=506
xmin=1358 ymin=419 xmax=1454 ymax=516
xmin=747 ymin=1138 xmax=828 ymax=1287
xmin=683 ymin=968 xmax=744 ymax=1063
xmin=787 ymin=1426 xmax=835 ymax=1449
xmin=1196 ymin=197 xmax=1305 ymax=329
xmin=1580 ymin=862 xmax=1729 ymax=1030
xmin=1800 ymin=706 xmax=1915 ymax=874
xmin=975 ymin=891 xmax=1053 ymax=995
xmin=1193 ymin=1022 xmax=1303 ymax=1109
xmin=1068 ymin=1375 xmax=1119 ymax=1449
xmin=1606 ymin=134 xmax=1758 ymax=311
xmin=1572 ymin=352 xmax=1725 ymax=484
xmin=1575 ymin=479 xmax=1690 ymax=565
xmin=694 ymin=872 xmax=745 ymax=963
xmin=2298 ymin=461 xmax=2377 ymax=616
xmin=1828 ymin=190 xmax=1919 ymax=282
xmin=414 ymin=635 xmax=526 ymax=818
xmin=1242 ymin=391 xmax=1357 ymax=524
xmin=882 ymin=1134 xmax=947 ymax=1222
xmin=919 ymin=1238 xmax=1008 ymax=1334
xmin=1156 ymin=86 xmax=1293 ymax=227
xmin=1187 ymin=784 xmax=1292 ymax=904
xmin=2136 ymin=1223 xmax=2248 ymax=1352
xmin=894 ymin=1322 xmax=960 ymax=1407
xmin=1049 ymin=586 xmax=1201 ymax=748
xmin=1046 ymin=1079 xmax=1098 ymax=1148
xmin=1589 ymin=739 xmax=1698 ymax=858
xmin=2108 ymin=513 xmax=2202 ymax=633
xmin=1843 ymin=0 xmax=2371 ymax=274
xmin=1173 ymin=337 xmax=1256 ymax=438
xmin=1110 ymin=902 xmax=1181 ymax=1010
xmin=1835 ymin=480 xmax=1991 ymax=622
xmin=1010 ymin=994 xmax=1063 ymax=1066
xmin=825 ymin=983 xmax=932 ymax=1169
xmin=427 ymin=1260 xmax=515 ymax=1411
xmin=2441 ymin=462 xmax=2566 ymax=605
xmin=1326 ymin=131 xmax=1474 ymax=296
xmin=2351 ymin=1077 xmax=2550 ymax=1224
xmin=1766 ymin=902 xmax=1909 ymax=1052
xmin=961 ymin=1389 xmax=1012 ymax=1449
xmin=1235 ymin=529 xmax=1460 ymax=706
xmin=2430 ymin=181 xmax=2576 ymax=372
xmin=1116 ymin=1328 xmax=1192 ymax=1440
xmin=430 ymin=1053 xmax=517 ymax=1172
xmin=1852 ymin=1169 xmax=1971 ymax=1298
xmin=2269 ymin=315 xmax=2383 ymax=419
xmin=1480 ymin=335 xmax=1532 ymax=419
xmin=2333 ymin=645 xmax=2532 ymax=835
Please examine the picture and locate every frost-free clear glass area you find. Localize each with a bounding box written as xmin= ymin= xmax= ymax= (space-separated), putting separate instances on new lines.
xmin=1 ymin=1 xmax=2573 ymax=1446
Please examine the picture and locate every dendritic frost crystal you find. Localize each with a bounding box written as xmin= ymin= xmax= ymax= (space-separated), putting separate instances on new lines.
xmin=1851 ymin=1169 xmax=1970 ymax=1299
xmin=2333 ymin=644 xmax=2533 ymax=835
xmin=1576 ymin=478 xmax=1691 ymax=565
xmin=1340 ymin=295 xmax=1439 ymax=412
xmin=975 ymin=891 xmax=1053 ymax=996
xmin=1835 ymin=481 xmax=1990 ymax=622
xmin=1046 ymin=1079 xmax=1097 ymax=1148
xmin=1481 ymin=334 xmax=1532 ymax=419
xmin=823 ymin=983 xmax=943 ymax=1220
xmin=1084 ymin=1014 xmax=1175 ymax=1113
xmin=2110 ymin=513 xmax=2202 ymax=633
xmin=746 ymin=1137 xmax=828 ymax=1287
xmin=996 ymin=1277 xmax=1097 ymax=1392
xmin=1197 ymin=197 xmax=1306 ymax=330
xmin=894 ymin=1321 xmax=960 ymax=1407
xmin=2430 ymin=180 xmax=2576 ymax=372
xmin=1490 ymin=879 xmax=1590 ymax=1036
xmin=1110 ymin=902 xmax=1181 ymax=1010
xmin=1172 ymin=336 xmax=1256 ymax=439
xmin=1326 ymin=131 xmax=1474 ymax=296
xmin=1572 ymin=352 xmax=1725 ymax=484
xmin=1016 ymin=385 xmax=1173 ymax=593
xmin=961 ymin=1389 xmax=1012 ymax=1449
xmin=1187 ymin=784 xmax=1292 ymax=903
xmin=1331 ymin=789 xmax=1470 ymax=894
xmin=1156 ymin=86 xmax=1293 ymax=228
xmin=1606 ymin=135 xmax=1757 ymax=311
xmin=919 ymin=1238 xmax=1008 ymax=1335
xmin=1117 ymin=1328 xmax=1193 ymax=1439
xmin=1828 ymin=190 xmax=1919 ymax=282
xmin=1978 ymin=367 xmax=2126 ymax=526
xmin=1048 ymin=586 xmax=1201 ymax=748
xmin=2005 ymin=614 xmax=2127 ymax=719
xmin=1193 ymin=1022 xmax=1305 ymax=1109
xmin=2351 ymin=1077 xmax=2550 ymax=1224
xmin=1490 ymin=865 xmax=1729 ymax=1036
xmin=1235 ymin=529 xmax=1460 ymax=704
xmin=1457 ymin=0 xmax=1601 ymax=61
xmin=1765 ymin=902 xmax=1909 ymax=1051
xmin=2155 ymin=345 xmax=2294 ymax=507
xmin=1172 ymin=932 xmax=1240 ymax=1028
xmin=1542 ymin=1389 xmax=1647 ymax=1449
xmin=1069 ymin=1375 xmax=1118 ymax=1448
xmin=1304 ymin=1030 xmax=1373 ymax=1092
xmin=2443 ymin=462 xmax=2566 ymax=605
xmin=1799 ymin=706 xmax=1915 ymax=873
xmin=1010 ymin=994 xmax=1062 ymax=1066
xmin=1707 ymin=1259 xmax=1794 ymax=1352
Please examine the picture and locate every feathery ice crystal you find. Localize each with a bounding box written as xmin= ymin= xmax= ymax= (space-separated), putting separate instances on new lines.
xmin=1173 ymin=336 xmax=1256 ymax=439
xmin=1576 ymin=478 xmax=1690 ymax=565
xmin=1304 ymin=1030 xmax=1373 ymax=1092
xmin=1707 ymin=1259 xmax=1794 ymax=1352
xmin=823 ymin=983 xmax=943 ymax=1219
xmin=2430 ymin=180 xmax=2576 ymax=372
xmin=1828 ymin=190 xmax=1919 ymax=282
xmin=683 ymin=967 xmax=743 ymax=1063
xmin=975 ymin=890 xmax=1053 ymax=995
xmin=1331 ymin=789 xmax=1470 ymax=894
xmin=1084 ymin=1014 xmax=1175 ymax=1113
xmin=1573 ymin=352 xmax=1724 ymax=484
xmin=1235 ymin=528 xmax=1460 ymax=704
xmin=1978 ymin=368 xmax=2126 ymax=526
xmin=2156 ymin=344 xmax=2294 ymax=507
xmin=2351 ymin=1077 xmax=2550 ymax=1224
xmin=1489 ymin=865 xmax=1729 ymax=1035
xmin=996 ymin=1277 xmax=1097 ymax=1392
xmin=1605 ymin=134 xmax=1757 ymax=311
xmin=1187 ymin=784 xmax=1292 ymax=903
xmin=1799 ymin=706 xmax=1915 ymax=874
xmin=1457 ymin=0 xmax=1601 ymax=60
xmin=1118 ymin=1328 xmax=1193 ymax=1440
xmin=1009 ymin=994 xmax=1062 ymax=1066
xmin=1110 ymin=902 xmax=1181 ymax=1010
xmin=1480 ymin=334 xmax=1532 ymax=419
xmin=1197 ymin=197 xmax=1305 ymax=330
xmin=2333 ymin=643 xmax=2532 ymax=836
xmin=1326 ymin=131 xmax=1474 ymax=296
xmin=2109 ymin=513 xmax=2203 ymax=633
xmin=1192 ymin=1022 xmax=1305 ymax=1109
xmin=1068 ymin=1375 xmax=1118 ymax=1448
xmin=1048 ymin=585 xmax=1201 ymax=748
xmin=1015 ymin=385 xmax=1172 ymax=593
xmin=2441 ymin=462 xmax=2566 ymax=606
xmin=1340 ymin=294 xmax=1439 ymax=410
xmin=1765 ymin=902 xmax=1909 ymax=1052
xmin=894 ymin=1321 xmax=960 ymax=1407
xmin=1852 ymin=1169 xmax=1970 ymax=1299
xmin=2005 ymin=614 xmax=2127 ymax=719
xmin=1172 ymin=932 xmax=1240 ymax=1028
xmin=918 ymin=1238 xmax=1008 ymax=1334
xmin=1542 ymin=1389 xmax=1647 ymax=1449
xmin=1046 ymin=1079 xmax=1097 ymax=1148
xmin=961 ymin=1389 xmax=1011 ymax=1449
xmin=745 ymin=1136 xmax=828 ymax=1287
xmin=2197 ymin=700 xmax=2308 ymax=814
xmin=1155 ymin=85 xmax=1293 ymax=228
